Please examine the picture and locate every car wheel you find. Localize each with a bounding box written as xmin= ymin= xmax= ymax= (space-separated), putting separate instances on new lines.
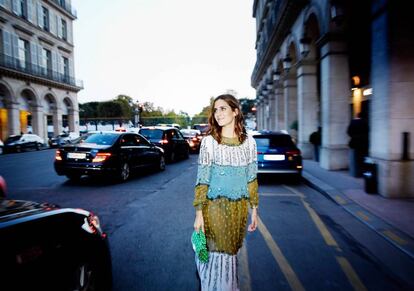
xmin=158 ymin=156 xmax=166 ymax=171
xmin=15 ymin=145 xmax=21 ymax=153
xmin=0 ymin=147 xmax=3 ymax=155
xmin=184 ymin=147 xmax=190 ymax=159
xmin=119 ymin=162 xmax=130 ymax=181
xmin=35 ymin=143 xmax=40 ymax=150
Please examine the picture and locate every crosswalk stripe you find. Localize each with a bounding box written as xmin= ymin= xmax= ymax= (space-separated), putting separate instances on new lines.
xmin=258 ymin=216 xmax=305 ymax=291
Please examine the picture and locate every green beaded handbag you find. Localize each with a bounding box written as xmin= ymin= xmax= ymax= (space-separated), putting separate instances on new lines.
xmin=191 ymin=230 xmax=209 ymax=263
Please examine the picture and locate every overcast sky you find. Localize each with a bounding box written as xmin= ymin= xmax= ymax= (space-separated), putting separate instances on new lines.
xmin=71 ymin=0 xmax=257 ymax=116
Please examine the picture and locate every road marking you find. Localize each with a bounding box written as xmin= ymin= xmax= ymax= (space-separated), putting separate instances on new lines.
xmin=257 ymin=216 xmax=305 ymax=291
xmin=356 ymin=211 xmax=371 ymax=221
xmin=260 ymin=192 xmax=302 ymax=197
xmin=283 ymin=185 xmax=340 ymax=249
xmin=239 ymin=241 xmax=252 ymax=291
xmin=335 ymin=195 xmax=348 ymax=205
xmin=336 ymin=256 xmax=368 ymax=291
xmin=382 ymin=230 xmax=407 ymax=245
xmin=283 ymin=185 xmax=367 ymax=291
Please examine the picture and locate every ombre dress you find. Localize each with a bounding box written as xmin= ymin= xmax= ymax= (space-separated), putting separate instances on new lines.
xmin=193 ymin=135 xmax=258 ymax=291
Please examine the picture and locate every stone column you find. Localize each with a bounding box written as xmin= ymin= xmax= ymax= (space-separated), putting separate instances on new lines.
xmin=53 ymin=107 xmax=63 ymax=135
xmin=31 ymin=105 xmax=45 ymax=141
xmin=283 ymin=77 xmax=298 ymax=136
xmin=319 ymin=37 xmax=350 ymax=170
xmin=268 ymin=93 xmax=277 ymax=131
xmin=277 ymin=87 xmax=285 ymax=130
xmin=8 ymin=102 xmax=20 ymax=136
xmin=297 ymin=60 xmax=319 ymax=158
xmin=370 ymin=2 xmax=414 ymax=197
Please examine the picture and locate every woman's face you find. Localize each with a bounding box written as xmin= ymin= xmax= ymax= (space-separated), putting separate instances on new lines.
xmin=213 ymin=99 xmax=237 ymax=128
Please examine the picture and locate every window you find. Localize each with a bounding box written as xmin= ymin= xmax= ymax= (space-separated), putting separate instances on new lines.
xmin=59 ymin=0 xmax=65 ymax=7
xmin=41 ymin=48 xmax=51 ymax=76
xmin=62 ymin=56 xmax=69 ymax=79
xmin=19 ymin=0 xmax=27 ymax=18
xmin=18 ymin=38 xmax=29 ymax=69
xmin=42 ymin=6 xmax=49 ymax=31
xmin=61 ymin=19 xmax=67 ymax=40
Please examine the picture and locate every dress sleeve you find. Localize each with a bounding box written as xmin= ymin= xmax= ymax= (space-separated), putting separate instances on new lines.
xmin=247 ymin=137 xmax=259 ymax=208
xmin=193 ymin=137 xmax=212 ymax=210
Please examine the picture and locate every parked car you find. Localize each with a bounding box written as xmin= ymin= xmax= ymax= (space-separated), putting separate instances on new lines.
xmin=192 ymin=123 xmax=209 ymax=136
xmin=253 ymin=131 xmax=303 ymax=177
xmin=4 ymin=134 xmax=44 ymax=153
xmin=0 ymin=139 xmax=3 ymax=155
xmin=54 ymin=132 xmax=165 ymax=182
xmin=0 ymin=197 xmax=112 ymax=291
xmin=156 ymin=123 xmax=181 ymax=129
xmin=139 ymin=126 xmax=189 ymax=162
xmin=0 ymin=175 xmax=6 ymax=197
xmin=181 ymin=129 xmax=202 ymax=153
xmin=48 ymin=132 xmax=80 ymax=148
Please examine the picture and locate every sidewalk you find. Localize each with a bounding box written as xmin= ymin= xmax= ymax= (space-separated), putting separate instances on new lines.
xmin=302 ymin=159 xmax=414 ymax=260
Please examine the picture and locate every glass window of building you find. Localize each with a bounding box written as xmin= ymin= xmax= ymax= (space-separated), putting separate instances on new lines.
xmin=19 ymin=0 xmax=27 ymax=18
xmin=61 ymin=19 xmax=67 ymax=40
xmin=18 ymin=38 xmax=29 ymax=69
xmin=62 ymin=56 xmax=69 ymax=79
xmin=42 ymin=6 xmax=49 ymax=31
xmin=41 ymin=48 xmax=51 ymax=76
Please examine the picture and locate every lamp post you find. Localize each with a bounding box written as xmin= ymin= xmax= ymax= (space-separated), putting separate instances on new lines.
xmin=134 ymin=101 xmax=140 ymax=128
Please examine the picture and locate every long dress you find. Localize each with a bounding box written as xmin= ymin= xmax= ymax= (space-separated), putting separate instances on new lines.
xmin=193 ymin=135 xmax=258 ymax=291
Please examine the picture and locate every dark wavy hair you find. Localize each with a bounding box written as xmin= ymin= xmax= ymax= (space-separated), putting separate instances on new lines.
xmin=207 ymin=94 xmax=247 ymax=144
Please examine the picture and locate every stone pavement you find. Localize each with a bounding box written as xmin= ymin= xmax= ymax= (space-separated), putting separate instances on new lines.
xmin=302 ymin=159 xmax=414 ymax=260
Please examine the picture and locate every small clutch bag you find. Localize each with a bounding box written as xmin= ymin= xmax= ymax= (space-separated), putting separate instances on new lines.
xmin=191 ymin=230 xmax=209 ymax=263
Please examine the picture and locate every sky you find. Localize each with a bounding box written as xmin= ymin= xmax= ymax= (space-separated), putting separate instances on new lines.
xmin=71 ymin=0 xmax=257 ymax=116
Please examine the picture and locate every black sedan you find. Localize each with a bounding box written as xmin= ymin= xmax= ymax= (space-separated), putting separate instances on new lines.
xmin=253 ymin=131 xmax=303 ymax=178
xmin=0 ymin=198 xmax=112 ymax=291
xmin=4 ymin=134 xmax=44 ymax=153
xmin=54 ymin=132 xmax=165 ymax=182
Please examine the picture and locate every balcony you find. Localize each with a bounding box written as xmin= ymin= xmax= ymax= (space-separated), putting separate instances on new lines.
xmin=0 ymin=54 xmax=83 ymax=89
xmin=48 ymin=0 xmax=77 ymax=19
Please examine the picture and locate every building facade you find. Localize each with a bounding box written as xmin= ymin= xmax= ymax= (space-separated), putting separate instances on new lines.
xmin=251 ymin=0 xmax=414 ymax=197
xmin=0 ymin=0 xmax=82 ymax=143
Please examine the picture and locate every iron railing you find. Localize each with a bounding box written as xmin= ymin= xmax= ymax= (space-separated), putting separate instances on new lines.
xmin=0 ymin=53 xmax=83 ymax=88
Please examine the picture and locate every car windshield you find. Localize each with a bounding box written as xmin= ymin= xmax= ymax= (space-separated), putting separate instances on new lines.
xmin=83 ymin=133 xmax=119 ymax=145
xmin=181 ymin=130 xmax=197 ymax=137
xmin=254 ymin=135 xmax=295 ymax=147
xmin=5 ymin=136 xmax=21 ymax=143
xmin=140 ymin=129 xmax=163 ymax=140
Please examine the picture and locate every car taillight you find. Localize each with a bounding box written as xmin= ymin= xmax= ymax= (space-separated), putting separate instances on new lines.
xmin=191 ymin=137 xmax=198 ymax=141
xmin=257 ymin=151 xmax=264 ymax=154
xmin=92 ymin=152 xmax=111 ymax=162
xmin=286 ymin=150 xmax=300 ymax=156
xmin=159 ymin=139 xmax=169 ymax=144
xmin=55 ymin=150 xmax=62 ymax=161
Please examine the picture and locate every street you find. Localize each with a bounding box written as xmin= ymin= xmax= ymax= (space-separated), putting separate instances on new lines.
xmin=0 ymin=150 xmax=413 ymax=291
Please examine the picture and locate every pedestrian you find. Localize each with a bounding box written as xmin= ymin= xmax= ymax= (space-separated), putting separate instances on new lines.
xmin=347 ymin=112 xmax=369 ymax=176
xmin=309 ymin=126 xmax=321 ymax=162
xmin=193 ymin=94 xmax=259 ymax=291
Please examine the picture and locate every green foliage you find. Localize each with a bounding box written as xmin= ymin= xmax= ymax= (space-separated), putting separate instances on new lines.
xmin=97 ymin=101 xmax=123 ymax=118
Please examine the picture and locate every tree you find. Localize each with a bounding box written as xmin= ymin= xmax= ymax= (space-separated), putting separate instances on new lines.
xmin=114 ymin=95 xmax=134 ymax=119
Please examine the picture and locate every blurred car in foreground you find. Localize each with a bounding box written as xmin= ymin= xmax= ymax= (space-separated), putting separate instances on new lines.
xmin=181 ymin=129 xmax=202 ymax=153
xmin=0 ymin=198 xmax=112 ymax=291
xmin=54 ymin=132 xmax=165 ymax=182
xmin=253 ymin=131 xmax=303 ymax=178
xmin=48 ymin=132 xmax=80 ymax=148
xmin=0 ymin=175 xmax=6 ymax=197
xmin=4 ymin=134 xmax=44 ymax=153
xmin=139 ymin=126 xmax=189 ymax=162
xmin=0 ymin=139 xmax=3 ymax=155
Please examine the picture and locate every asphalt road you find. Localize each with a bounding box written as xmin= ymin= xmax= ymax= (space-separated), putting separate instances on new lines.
xmin=0 ymin=149 xmax=413 ymax=290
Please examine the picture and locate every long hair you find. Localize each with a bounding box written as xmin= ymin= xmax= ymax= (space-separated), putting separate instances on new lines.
xmin=207 ymin=94 xmax=247 ymax=144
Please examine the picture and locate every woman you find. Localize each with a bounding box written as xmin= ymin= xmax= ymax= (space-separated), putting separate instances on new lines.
xmin=193 ymin=94 xmax=258 ymax=291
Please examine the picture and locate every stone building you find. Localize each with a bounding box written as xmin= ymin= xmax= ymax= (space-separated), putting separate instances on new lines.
xmin=0 ymin=0 xmax=82 ymax=142
xmin=251 ymin=0 xmax=414 ymax=197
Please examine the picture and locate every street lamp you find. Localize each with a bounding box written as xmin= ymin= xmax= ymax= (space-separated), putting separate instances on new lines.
xmin=300 ymin=34 xmax=311 ymax=57
xmin=283 ymin=55 xmax=292 ymax=72
xmin=273 ymin=70 xmax=281 ymax=81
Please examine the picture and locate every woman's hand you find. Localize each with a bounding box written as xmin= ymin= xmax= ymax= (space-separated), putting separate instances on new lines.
xmin=248 ymin=208 xmax=258 ymax=232
xmin=194 ymin=210 xmax=205 ymax=233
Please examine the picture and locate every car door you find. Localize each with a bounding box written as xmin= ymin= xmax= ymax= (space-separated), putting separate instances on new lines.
xmin=172 ymin=129 xmax=188 ymax=156
xmin=119 ymin=134 xmax=141 ymax=170
xmin=136 ymin=134 xmax=157 ymax=167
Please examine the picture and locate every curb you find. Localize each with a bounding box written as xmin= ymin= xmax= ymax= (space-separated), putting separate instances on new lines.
xmin=302 ymin=171 xmax=414 ymax=261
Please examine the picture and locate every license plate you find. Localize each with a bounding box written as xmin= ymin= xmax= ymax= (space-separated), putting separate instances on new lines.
xmin=263 ymin=154 xmax=285 ymax=161
xmin=67 ymin=152 xmax=86 ymax=159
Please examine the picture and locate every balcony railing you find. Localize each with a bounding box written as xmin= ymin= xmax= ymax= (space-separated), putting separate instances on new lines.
xmin=50 ymin=0 xmax=77 ymax=18
xmin=0 ymin=54 xmax=83 ymax=88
